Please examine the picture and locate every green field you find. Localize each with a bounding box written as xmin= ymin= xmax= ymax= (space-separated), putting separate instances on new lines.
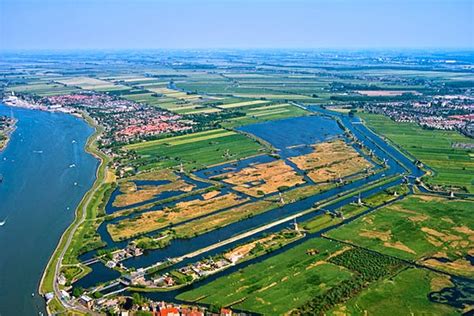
xmin=177 ymin=238 xmax=354 ymax=314
xmin=8 ymin=82 xmax=79 ymax=96
xmin=360 ymin=113 xmax=474 ymax=193
xmin=327 ymin=195 xmax=474 ymax=277
xmin=220 ymin=103 xmax=310 ymax=128
xmin=178 ymin=237 xmax=414 ymax=315
xmin=124 ymin=129 xmax=268 ymax=171
xmin=328 ymin=268 xmax=459 ymax=316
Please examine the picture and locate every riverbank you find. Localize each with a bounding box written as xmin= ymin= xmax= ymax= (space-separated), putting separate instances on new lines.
xmin=0 ymin=116 xmax=17 ymax=152
xmin=0 ymin=103 xmax=99 ymax=315
xmin=39 ymin=112 xmax=111 ymax=314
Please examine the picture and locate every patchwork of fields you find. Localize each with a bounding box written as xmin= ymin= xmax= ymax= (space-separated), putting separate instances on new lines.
xmin=360 ymin=113 xmax=474 ymax=193
xmin=124 ymin=129 xmax=268 ymax=171
xmin=177 ymin=238 xmax=355 ymax=314
xmin=328 ymin=195 xmax=474 ymax=277
xmin=3 ymin=51 xmax=473 ymax=316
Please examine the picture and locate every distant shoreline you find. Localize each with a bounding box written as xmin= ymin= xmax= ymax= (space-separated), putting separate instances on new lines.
xmin=2 ymin=95 xmax=81 ymax=117
xmin=0 ymin=111 xmax=17 ymax=152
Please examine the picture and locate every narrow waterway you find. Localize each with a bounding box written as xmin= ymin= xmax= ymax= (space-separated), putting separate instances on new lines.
xmin=0 ymin=104 xmax=98 ymax=315
xmin=76 ymin=108 xmax=424 ymax=291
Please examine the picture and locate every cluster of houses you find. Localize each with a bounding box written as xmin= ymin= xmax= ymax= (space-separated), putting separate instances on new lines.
xmin=41 ymin=92 xmax=193 ymax=145
xmin=361 ymin=94 xmax=474 ymax=135
xmin=122 ymin=256 xmax=233 ymax=291
xmin=107 ymin=242 xmax=145 ymax=269
xmin=80 ymin=295 xmax=236 ymax=316
xmin=172 ymin=257 xmax=231 ymax=281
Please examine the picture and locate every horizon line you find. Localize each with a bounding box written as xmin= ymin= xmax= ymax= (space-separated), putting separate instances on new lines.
xmin=1 ymin=47 xmax=474 ymax=52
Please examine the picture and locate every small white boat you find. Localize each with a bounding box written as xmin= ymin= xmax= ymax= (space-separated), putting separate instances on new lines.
xmin=0 ymin=218 xmax=7 ymax=226
xmin=72 ymin=140 xmax=76 ymax=144
xmin=33 ymin=150 xmax=43 ymax=154
xmin=69 ymin=164 xmax=76 ymax=168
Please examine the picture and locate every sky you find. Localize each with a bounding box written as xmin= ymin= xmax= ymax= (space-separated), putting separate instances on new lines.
xmin=0 ymin=0 xmax=473 ymax=50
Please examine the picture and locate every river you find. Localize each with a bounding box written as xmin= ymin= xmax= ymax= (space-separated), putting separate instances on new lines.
xmin=0 ymin=103 xmax=98 ymax=315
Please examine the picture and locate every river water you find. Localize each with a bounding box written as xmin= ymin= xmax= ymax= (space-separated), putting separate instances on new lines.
xmin=0 ymin=104 xmax=98 ymax=315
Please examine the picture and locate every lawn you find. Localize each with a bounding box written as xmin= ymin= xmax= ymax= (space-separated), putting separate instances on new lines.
xmin=359 ymin=113 xmax=474 ymax=193
xmin=327 ymin=195 xmax=474 ymax=277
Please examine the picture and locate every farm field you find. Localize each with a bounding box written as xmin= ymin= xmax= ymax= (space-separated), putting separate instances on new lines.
xmin=327 ymin=195 xmax=474 ymax=277
xmin=124 ymin=129 xmax=268 ymax=171
xmin=360 ymin=113 xmax=474 ymax=193
xmin=221 ymin=102 xmax=310 ymax=128
xmin=217 ymin=99 xmax=270 ymax=109
xmin=8 ymin=82 xmax=79 ymax=96
xmin=57 ymin=76 xmax=129 ymax=92
xmin=178 ymin=237 xmax=411 ymax=315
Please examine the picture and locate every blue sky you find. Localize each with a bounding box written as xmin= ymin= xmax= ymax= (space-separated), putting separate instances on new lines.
xmin=1 ymin=0 xmax=472 ymax=50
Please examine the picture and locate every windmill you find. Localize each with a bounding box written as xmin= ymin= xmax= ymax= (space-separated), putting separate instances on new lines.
xmin=292 ymin=218 xmax=299 ymax=233
xmin=279 ymin=192 xmax=285 ymax=205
